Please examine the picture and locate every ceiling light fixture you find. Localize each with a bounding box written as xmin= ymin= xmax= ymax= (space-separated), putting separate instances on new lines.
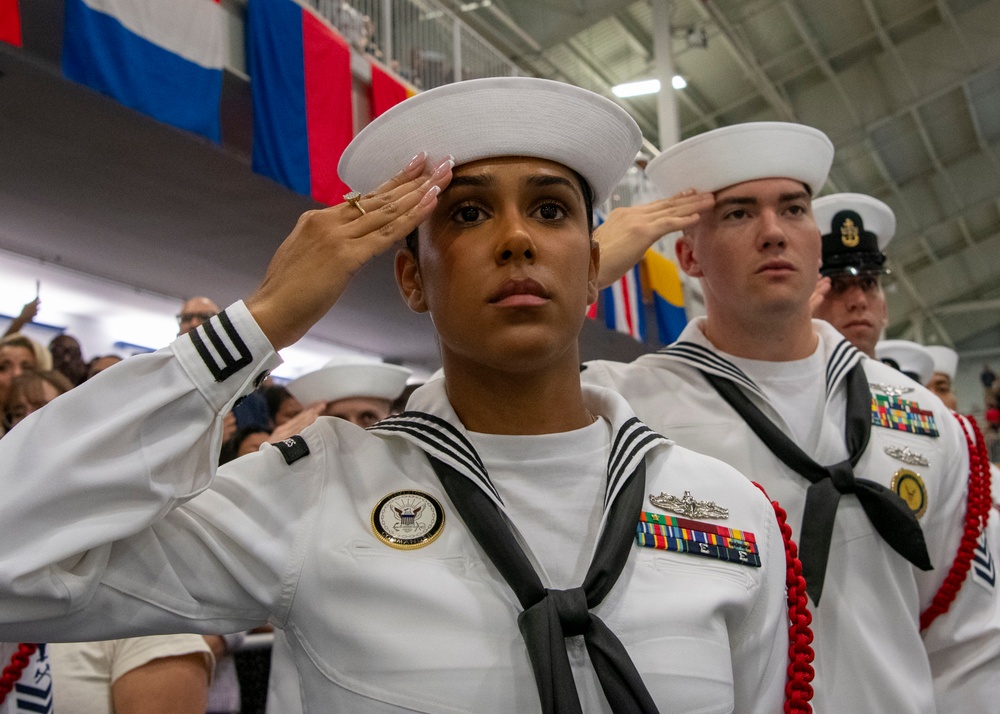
xmin=612 ymin=76 xmax=687 ymax=97
xmin=612 ymin=79 xmax=661 ymax=98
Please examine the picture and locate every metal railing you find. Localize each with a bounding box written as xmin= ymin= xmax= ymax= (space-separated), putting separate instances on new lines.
xmin=306 ymin=0 xmax=521 ymax=90
xmin=303 ymin=0 xmax=651 ymax=213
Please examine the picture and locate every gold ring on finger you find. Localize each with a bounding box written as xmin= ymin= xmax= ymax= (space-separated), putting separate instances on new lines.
xmin=343 ymin=191 xmax=366 ymax=216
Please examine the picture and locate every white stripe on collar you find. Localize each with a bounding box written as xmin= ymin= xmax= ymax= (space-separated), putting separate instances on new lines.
xmin=652 ymin=317 xmax=864 ymax=397
xmin=369 ymin=382 xmax=669 ymax=515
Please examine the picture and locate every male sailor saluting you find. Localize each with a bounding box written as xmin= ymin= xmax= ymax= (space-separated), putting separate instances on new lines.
xmin=585 ymin=122 xmax=1000 ymax=712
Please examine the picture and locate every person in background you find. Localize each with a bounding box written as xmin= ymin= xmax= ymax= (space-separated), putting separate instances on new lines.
xmin=812 ymin=194 xmax=997 ymax=606
xmin=584 ymin=120 xmax=1000 ymax=713
xmin=47 ymin=636 xmax=214 ymax=714
xmin=810 ymin=193 xmax=893 ymax=358
xmin=2 ymin=370 xmax=74 ymax=432
xmin=0 ymin=339 xmax=53 ymax=438
xmin=2 ymin=299 xmax=39 ymax=339
xmin=986 ymin=407 xmax=1000 ymax=465
xmin=0 ymin=337 xmax=39 ymax=409
xmin=876 ymin=339 xmax=935 ymax=385
xmin=390 ymin=381 xmax=422 ymax=415
xmin=177 ymin=297 xmax=220 ymax=336
xmin=49 ymin=334 xmax=88 ymax=387
xmin=0 ymin=636 xmax=213 ymax=714
xmin=219 ymin=427 xmax=273 ymax=465
xmin=87 ymin=355 xmax=123 ymax=380
xmin=923 ymin=345 xmax=1000 ymax=516
xmin=264 ymin=385 xmax=302 ymax=428
xmin=285 ymin=361 xmax=411 ymax=428
xmin=926 ymin=345 xmax=960 ymax=412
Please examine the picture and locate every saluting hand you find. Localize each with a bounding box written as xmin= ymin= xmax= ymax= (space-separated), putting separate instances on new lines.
xmin=809 ymin=276 xmax=832 ymax=314
xmin=246 ymin=154 xmax=453 ymax=351
xmin=594 ymin=189 xmax=713 ymax=290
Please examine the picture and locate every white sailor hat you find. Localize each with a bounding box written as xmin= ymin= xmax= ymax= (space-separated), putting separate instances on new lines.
xmin=644 ymin=121 xmax=834 ymax=198
xmin=813 ymin=193 xmax=894 ymax=277
xmin=339 ymin=77 xmax=642 ymax=205
xmin=875 ymin=340 xmax=935 ymax=386
xmin=286 ymin=361 xmax=411 ymax=406
xmin=925 ymin=345 xmax=959 ymax=381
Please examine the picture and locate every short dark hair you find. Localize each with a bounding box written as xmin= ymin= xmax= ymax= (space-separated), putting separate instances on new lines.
xmin=405 ymin=168 xmax=596 ymax=262
xmin=263 ymin=385 xmax=294 ymax=423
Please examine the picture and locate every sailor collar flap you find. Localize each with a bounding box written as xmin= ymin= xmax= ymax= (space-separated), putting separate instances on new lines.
xmin=368 ymin=382 xmax=669 ymax=514
xmin=645 ymin=318 xmax=864 ymax=400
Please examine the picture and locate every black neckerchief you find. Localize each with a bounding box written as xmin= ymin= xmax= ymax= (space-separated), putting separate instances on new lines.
xmin=700 ymin=363 xmax=931 ymax=604
xmin=427 ymin=455 xmax=658 ymax=714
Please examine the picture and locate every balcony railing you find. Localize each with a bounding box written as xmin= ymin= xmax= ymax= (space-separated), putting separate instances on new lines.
xmin=305 ymin=0 xmax=522 ymax=91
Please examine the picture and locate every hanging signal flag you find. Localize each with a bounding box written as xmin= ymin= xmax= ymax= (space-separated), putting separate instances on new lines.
xmin=0 ymin=0 xmax=22 ymax=47
xmin=641 ymin=249 xmax=687 ymax=345
xmin=248 ymin=0 xmax=354 ymax=205
xmin=62 ymin=0 xmax=226 ymax=142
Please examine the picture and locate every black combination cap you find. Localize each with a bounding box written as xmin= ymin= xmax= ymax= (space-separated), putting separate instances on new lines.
xmin=820 ymin=209 xmax=888 ymax=277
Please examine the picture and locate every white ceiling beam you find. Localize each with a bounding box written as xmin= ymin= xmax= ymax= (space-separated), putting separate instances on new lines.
xmin=607 ymin=10 xmax=721 ymax=135
xmin=961 ymin=81 xmax=1000 ymax=176
xmin=896 ymin=193 xmax=1000 ymax=260
xmin=934 ymin=0 xmax=978 ymax=69
xmin=858 ymin=0 xmax=921 ymax=100
xmin=888 ymin=262 xmax=957 ymax=347
xmin=611 ymin=11 xmax=652 ymax=60
xmin=933 ymin=297 xmax=1000 ymax=316
xmin=860 ymin=145 xmax=953 ymax=340
xmin=780 ymin=1 xmax=862 ymax=126
xmin=859 ymin=139 xmax=939 ymax=261
xmin=846 ymin=59 xmax=1000 ymax=142
xmin=909 ymin=107 xmax=965 ymax=206
xmin=957 ymin=217 xmax=978 ymax=249
xmin=758 ymin=1 xmax=937 ymax=79
xmin=560 ymin=36 xmax=660 ymax=133
xmin=688 ymin=0 xmax=796 ymax=120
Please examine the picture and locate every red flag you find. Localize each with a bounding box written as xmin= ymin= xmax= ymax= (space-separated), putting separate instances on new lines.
xmin=248 ymin=0 xmax=353 ymax=205
xmin=0 ymin=0 xmax=22 ymax=47
xmin=303 ymin=9 xmax=352 ymax=204
xmin=370 ymin=60 xmax=414 ymax=118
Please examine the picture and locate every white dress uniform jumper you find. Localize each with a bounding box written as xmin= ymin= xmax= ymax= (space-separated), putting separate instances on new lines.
xmin=584 ymin=318 xmax=1000 ymax=713
xmin=0 ymin=304 xmax=792 ymax=714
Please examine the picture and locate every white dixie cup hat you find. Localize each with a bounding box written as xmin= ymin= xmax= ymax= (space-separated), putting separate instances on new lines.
xmin=338 ymin=76 xmax=643 ymax=206
xmin=644 ymin=121 xmax=834 ymax=198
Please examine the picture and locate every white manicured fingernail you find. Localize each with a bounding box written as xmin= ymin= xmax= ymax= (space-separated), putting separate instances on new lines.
xmin=419 ymin=184 xmax=442 ymax=207
xmin=406 ymin=152 xmax=426 ymax=170
xmin=432 ymin=159 xmax=453 ymax=178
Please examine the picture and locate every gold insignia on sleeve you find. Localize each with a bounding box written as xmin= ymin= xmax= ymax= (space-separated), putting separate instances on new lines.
xmin=890 ymin=469 xmax=927 ymax=519
xmin=841 ymin=218 xmax=860 ymax=247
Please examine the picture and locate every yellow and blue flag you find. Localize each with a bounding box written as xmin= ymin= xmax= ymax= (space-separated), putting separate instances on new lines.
xmin=642 ymin=249 xmax=687 ymax=345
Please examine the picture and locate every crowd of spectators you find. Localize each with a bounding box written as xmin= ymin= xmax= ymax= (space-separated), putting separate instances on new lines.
xmin=1 ymin=305 xmax=124 ymax=437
